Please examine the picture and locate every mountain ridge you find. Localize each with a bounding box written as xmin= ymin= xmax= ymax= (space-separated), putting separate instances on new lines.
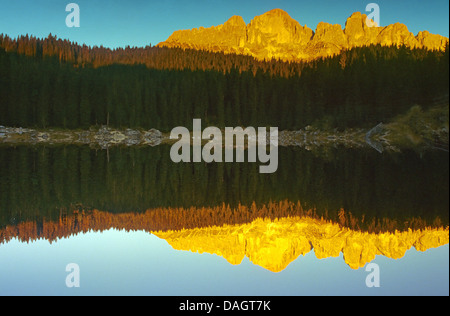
xmin=157 ymin=9 xmax=449 ymax=61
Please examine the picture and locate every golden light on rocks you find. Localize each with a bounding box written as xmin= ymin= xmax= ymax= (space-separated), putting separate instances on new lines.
xmin=157 ymin=9 xmax=449 ymax=62
xmin=155 ymin=216 xmax=449 ymax=272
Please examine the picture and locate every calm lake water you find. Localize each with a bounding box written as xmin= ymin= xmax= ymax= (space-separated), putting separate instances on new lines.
xmin=0 ymin=144 xmax=448 ymax=296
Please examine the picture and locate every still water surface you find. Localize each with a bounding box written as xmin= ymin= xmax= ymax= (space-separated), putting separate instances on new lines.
xmin=0 ymin=145 xmax=448 ymax=295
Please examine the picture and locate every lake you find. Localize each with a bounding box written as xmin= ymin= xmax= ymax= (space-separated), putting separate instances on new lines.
xmin=0 ymin=144 xmax=448 ymax=296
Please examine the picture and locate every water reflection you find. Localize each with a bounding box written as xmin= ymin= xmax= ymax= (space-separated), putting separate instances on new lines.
xmin=0 ymin=144 xmax=448 ymax=294
xmin=2 ymin=203 xmax=447 ymax=272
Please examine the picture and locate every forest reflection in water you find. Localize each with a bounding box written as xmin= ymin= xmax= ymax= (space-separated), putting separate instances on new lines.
xmin=0 ymin=144 xmax=448 ymax=272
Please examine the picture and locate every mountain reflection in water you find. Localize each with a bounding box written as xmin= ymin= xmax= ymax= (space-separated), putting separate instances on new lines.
xmin=0 ymin=145 xmax=448 ymax=273
xmin=1 ymin=202 xmax=448 ymax=272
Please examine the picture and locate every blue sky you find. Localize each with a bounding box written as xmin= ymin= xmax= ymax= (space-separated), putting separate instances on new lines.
xmin=0 ymin=0 xmax=448 ymax=49
xmin=1 ymin=230 xmax=448 ymax=296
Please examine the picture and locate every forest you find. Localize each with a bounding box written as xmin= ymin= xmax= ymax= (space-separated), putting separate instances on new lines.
xmin=1 ymin=34 xmax=448 ymax=132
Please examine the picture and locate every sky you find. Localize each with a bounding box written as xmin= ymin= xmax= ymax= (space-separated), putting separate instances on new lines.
xmin=0 ymin=0 xmax=448 ymax=49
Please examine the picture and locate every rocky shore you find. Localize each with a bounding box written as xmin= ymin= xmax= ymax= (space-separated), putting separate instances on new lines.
xmin=0 ymin=125 xmax=163 ymax=148
xmin=277 ymin=127 xmax=368 ymax=150
xmin=0 ymin=124 xmax=380 ymax=152
xmin=1 ymin=123 xmax=446 ymax=153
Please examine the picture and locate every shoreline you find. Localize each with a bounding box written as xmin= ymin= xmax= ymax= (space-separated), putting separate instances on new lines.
xmin=0 ymin=123 xmax=447 ymax=153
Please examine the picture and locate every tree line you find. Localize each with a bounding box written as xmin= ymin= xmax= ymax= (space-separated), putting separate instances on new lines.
xmin=0 ymin=33 xmax=304 ymax=76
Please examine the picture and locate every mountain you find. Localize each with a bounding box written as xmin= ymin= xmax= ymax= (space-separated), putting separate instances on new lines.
xmin=157 ymin=9 xmax=449 ymax=61
xmin=158 ymin=216 xmax=449 ymax=271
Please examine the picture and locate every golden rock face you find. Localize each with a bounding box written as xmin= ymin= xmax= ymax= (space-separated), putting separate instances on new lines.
xmin=157 ymin=9 xmax=449 ymax=61
xmin=154 ymin=217 xmax=449 ymax=272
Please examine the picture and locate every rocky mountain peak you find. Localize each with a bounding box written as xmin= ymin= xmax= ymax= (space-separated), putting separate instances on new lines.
xmin=223 ymin=15 xmax=246 ymax=28
xmin=157 ymin=9 xmax=449 ymax=61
